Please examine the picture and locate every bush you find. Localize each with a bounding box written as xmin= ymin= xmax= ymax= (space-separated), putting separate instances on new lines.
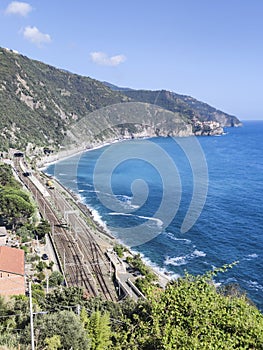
xmin=48 ymin=271 xmax=64 ymax=287
xmin=113 ymin=244 xmax=125 ymax=258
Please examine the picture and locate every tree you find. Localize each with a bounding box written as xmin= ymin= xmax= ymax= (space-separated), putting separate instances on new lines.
xmin=86 ymin=311 xmax=112 ymax=350
xmin=133 ymin=271 xmax=263 ymax=349
xmin=0 ymin=164 xmax=21 ymax=188
xmin=33 ymin=310 xmax=89 ymax=350
xmin=113 ymin=244 xmax=125 ymax=258
xmin=0 ymin=297 xmax=19 ymax=349
xmin=48 ymin=271 xmax=64 ymax=287
xmin=44 ymin=335 xmax=61 ymax=350
xmin=39 ymin=287 xmax=85 ymax=312
xmin=34 ymin=219 xmax=50 ymax=240
xmin=0 ymin=187 xmax=34 ymax=229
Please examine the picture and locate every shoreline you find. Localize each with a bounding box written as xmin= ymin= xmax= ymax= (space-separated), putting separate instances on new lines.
xmin=37 ymin=136 xmax=151 ymax=170
xmin=54 ymin=173 xmax=172 ymax=286
xmin=38 ymin=143 xmax=105 ymax=170
xmin=37 ymin=136 xmax=177 ymax=288
xmin=49 ymin=169 xmax=172 ymax=288
xmin=38 ymin=146 xmax=172 ymax=288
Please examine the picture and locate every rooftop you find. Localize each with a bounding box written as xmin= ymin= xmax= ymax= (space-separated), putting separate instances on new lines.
xmin=0 ymin=246 xmax=24 ymax=275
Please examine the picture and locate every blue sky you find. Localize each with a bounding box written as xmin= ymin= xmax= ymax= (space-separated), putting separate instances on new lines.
xmin=0 ymin=0 xmax=263 ymax=120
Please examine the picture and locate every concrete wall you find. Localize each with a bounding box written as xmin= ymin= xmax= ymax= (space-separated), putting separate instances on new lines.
xmin=0 ymin=236 xmax=6 ymax=246
xmin=0 ymin=271 xmax=25 ymax=296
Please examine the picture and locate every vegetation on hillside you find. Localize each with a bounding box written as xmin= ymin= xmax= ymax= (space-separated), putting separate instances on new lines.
xmin=120 ymin=89 xmax=241 ymax=127
xmin=0 ymin=48 xmax=241 ymax=152
xmin=0 ymin=164 xmax=35 ymax=229
xmin=0 ymin=269 xmax=262 ymax=349
xmin=0 ymin=48 xmax=129 ymax=151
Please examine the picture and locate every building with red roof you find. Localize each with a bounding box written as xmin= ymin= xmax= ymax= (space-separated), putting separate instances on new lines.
xmin=0 ymin=246 xmax=25 ymax=296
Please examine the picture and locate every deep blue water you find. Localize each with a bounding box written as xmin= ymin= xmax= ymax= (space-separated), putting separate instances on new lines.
xmin=46 ymin=121 xmax=263 ymax=310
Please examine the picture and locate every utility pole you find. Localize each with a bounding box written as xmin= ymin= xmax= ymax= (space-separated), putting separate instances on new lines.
xmin=109 ymin=260 xmax=112 ymax=279
xmin=29 ymin=281 xmax=35 ymax=350
xmin=63 ymin=249 xmax=66 ymax=273
xmin=76 ymin=304 xmax=81 ymax=317
xmin=51 ymin=222 xmax=54 ymax=238
xmin=46 ymin=273 xmax=49 ymax=294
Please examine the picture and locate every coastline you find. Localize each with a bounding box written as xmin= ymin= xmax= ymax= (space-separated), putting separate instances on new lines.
xmin=38 ymin=139 xmax=171 ymax=290
xmin=50 ymin=170 xmax=171 ymax=288
xmin=38 ymin=143 xmax=105 ymax=170
xmin=56 ymin=173 xmax=172 ymax=286
xmin=37 ymin=134 xmax=161 ymax=170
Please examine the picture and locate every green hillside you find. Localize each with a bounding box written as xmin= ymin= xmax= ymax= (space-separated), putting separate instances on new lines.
xmin=0 ymin=48 xmax=129 ymax=151
xmin=0 ymin=48 xmax=241 ymax=153
xmin=109 ymin=87 xmax=242 ymax=127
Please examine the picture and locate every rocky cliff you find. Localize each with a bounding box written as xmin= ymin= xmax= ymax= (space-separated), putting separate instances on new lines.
xmin=0 ymin=47 xmax=241 ymax=155
xmin=104 ymin=85 xmax=242 ymax=128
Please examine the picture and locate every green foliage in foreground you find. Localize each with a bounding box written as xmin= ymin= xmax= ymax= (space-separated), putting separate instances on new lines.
xmin=0 ymin=164 xmax=35 ymax=229
xmin=0 ymin=269 xmax=262 ymax=349
xmin=144 ymin=273 xmax=263 ymax=349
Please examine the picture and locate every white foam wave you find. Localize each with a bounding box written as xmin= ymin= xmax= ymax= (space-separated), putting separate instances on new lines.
xmin=108 ymin=212 xmax=163 ymax=228
xmin=164 ymin=249 xmax=206 ymax=267
xmin=90 ymin=208 xmax=110 ymax=232
xmin=243 ymin=253 xmax=259 ymax=261
xmin=87 ymin=189 xmax=101 ymax=194
xmin=110 ymin=212 xmax=130 ymax=216
xmin=45 ymin=172 xmax=53 ymax=177
xmin=164 ymin=231 xmax=191 ymax=244
xmin=164 ymin=255 xmax=188 ymax=267
xmin=224 ymin=277 xmax=237 ymax=284
xmin=193 ymin=249 xmax=206 ymax=257
xmin=138 ymin=215 xmax=163 ymax=228
xmin=78 ymin=189 xmax=85 ymax=193
xmin=246 ymin=280 xmax=263 ymax=291
xmin=115 ymin=194 xmax=140 ymax=210
xmin=128 ymin=204 xmax=140 ymax=210
xmin=75 ymin=192 xmax=86 ymax=203
xmin=129 ymin=250 xmax=181 ymax=281
xmin=116 ymin=194 xmax=132 ymax=201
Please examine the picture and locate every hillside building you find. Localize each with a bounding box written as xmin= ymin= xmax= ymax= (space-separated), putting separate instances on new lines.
xmin=0 ymin=246 xmax=25 ymax=296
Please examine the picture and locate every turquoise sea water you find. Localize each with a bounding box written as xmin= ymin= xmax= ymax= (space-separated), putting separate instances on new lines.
xmin=46 ymin=121 xmax=263 ymax=310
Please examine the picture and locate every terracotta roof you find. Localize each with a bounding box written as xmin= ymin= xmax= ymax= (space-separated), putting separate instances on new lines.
xmin=0 ymin=246 xmax=24 ymax=276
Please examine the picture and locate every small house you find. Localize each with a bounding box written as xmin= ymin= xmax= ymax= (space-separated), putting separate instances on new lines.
xmin=0 ymin=246 xmax=25 ymax=296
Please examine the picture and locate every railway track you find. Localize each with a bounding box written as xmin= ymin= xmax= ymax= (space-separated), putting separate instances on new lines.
xmin=13 ymin=158 xmax=116 ymax=300
xmin=46 ymin=181 xmax=116 ymax=301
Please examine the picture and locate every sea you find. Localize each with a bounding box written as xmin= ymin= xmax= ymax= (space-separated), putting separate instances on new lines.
xmin=45 ymin=121 xmax=263 ymax=311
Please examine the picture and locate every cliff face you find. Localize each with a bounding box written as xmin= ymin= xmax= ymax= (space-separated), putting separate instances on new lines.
xmin=64 ymin=102 xmax=193 ymax=151
xmin=0 ymin=48 xmax=129 ymax=151
xmin=37 ymin=102 xmax=193 ymax=166
xmin=0 ymin=47 xmax=242 ymax=154
xmin=170 ymin=92 xmax=242 ymax=127
xmin=105 ymin=87 xmax=242 ymax=128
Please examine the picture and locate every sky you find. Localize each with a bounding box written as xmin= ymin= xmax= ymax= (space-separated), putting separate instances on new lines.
xmin=0 ymin=0 xmax=263 ymax=120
